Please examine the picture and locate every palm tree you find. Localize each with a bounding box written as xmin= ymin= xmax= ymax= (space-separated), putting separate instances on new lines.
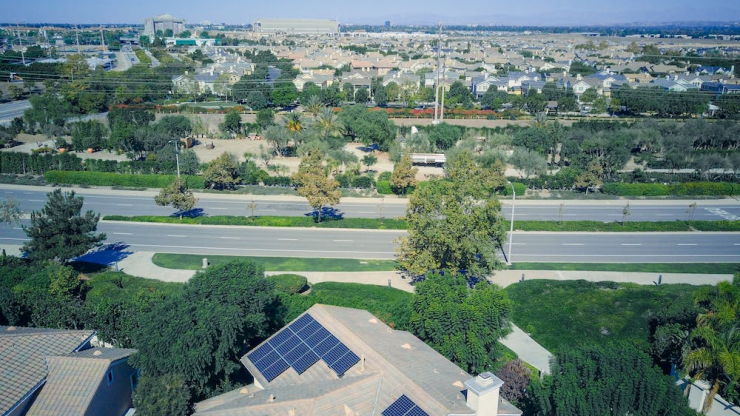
xmin=284 ymin=112 xmax=304 ymax=133
xmin=304 ymin=95 xmax=323 ymax=118
xmin=316 ymin=107 xmax=341 ymax=140
xmin=683 ymin=280 xmax=740 ymax=413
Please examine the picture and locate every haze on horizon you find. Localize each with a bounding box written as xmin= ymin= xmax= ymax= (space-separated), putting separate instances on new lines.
xmin=4 ymin=0 xmax=740 ymax=26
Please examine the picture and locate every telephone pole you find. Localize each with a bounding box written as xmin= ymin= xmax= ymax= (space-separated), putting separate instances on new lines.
xmin=440 ymin=62 xmax=446 ymax=122
xmin=75 ymin=26 xmax=81 ymax=54
xmin=433 ymin=21 xmax=442 ymax=124
xmin=16 ymin=23 xmax=26 ymax=66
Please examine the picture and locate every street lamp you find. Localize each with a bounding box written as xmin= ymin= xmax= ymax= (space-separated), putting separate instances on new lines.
xmin=168 ymin=140 xmax=181 ymax=179
xmin=507 ymin=181 xmax=516 ymax=265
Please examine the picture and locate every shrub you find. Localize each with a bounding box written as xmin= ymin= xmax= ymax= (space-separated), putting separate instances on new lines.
xmin=378 ymin=171 xmax=392 ymax=181
xmin=352 ymin=176 xmax=375 ymax=189
xmin=334 ymin=173 xmax=352 ymax=188
xmin=45 ymin=171 xmax=205 ymax=189
xmin=501 ymin=182 xmax=527 ymax=196
xmin=602 ymin=182 xmax=740 ymax=197
xmin=262 ymin=176 xmax=292 ymax=187
xmin=267 ymin=274 xmax=308 ymax=294
xmin=377 ymin=180 xmax=393 ymax=194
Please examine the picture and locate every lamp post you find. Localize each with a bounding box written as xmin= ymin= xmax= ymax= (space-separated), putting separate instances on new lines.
xmin=168 ymin=140 xmax=181 ymax=179
xmin=507 ymin=181 xmax=516 ymax=265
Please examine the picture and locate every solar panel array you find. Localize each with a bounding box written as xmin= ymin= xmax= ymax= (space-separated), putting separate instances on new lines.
xmin=247 ymin=313 xmax=360 ymax=381
xmin=382 ymin=395 xmax=429 ymax=416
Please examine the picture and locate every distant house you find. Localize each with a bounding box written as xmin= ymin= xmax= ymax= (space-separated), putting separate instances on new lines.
xmin=0 ymin=326 xmax=137 ymax=416
xmin=193 ymin=304 xmax=522 ymax=416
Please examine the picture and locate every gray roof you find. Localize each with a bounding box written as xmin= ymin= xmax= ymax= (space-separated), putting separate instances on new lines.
xmin=196 ymin=305 xmax=521 ymax=416
xmin=25 ymin=348 xmax=135 ymax=416
xmin=0 ymin=326 xmax=95 ymax=416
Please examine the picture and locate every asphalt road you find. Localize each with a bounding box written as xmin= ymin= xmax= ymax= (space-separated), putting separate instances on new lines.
xmin=3 ymin=186 xmax=740 ymax=222
xmin=2 ymin=221 xmax=739 ymax=263
xmin=0 ymin=99 xmax=32 ymax=125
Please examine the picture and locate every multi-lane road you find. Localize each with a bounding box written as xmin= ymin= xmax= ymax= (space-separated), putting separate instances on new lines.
xmin=1 ymin=220 xmax=738 ymax=263
xmin=2 ymin=186 xmax=740 ymax=222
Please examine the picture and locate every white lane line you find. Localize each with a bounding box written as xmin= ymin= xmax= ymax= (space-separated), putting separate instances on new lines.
xmin=260 ymin=209 xmax=277 ymax=212
xmin=278 ymin=238 xmax=298 ymax=241
xmin=129 ymin=243 xmax=395 ymax=256
xmin=114 ymin=232 xmax=132 ymax=235
xmin=13 ymin=227 xmax=22 ymax=230
xmin=0 ymin=237 xmax=29 ymax=241
xmin=116 ymin=204 xmax=133 ymax=207
xmin=3 ymin=191 xmax=14 ymax=193
xmin=209 ymin=208 xmax=228 ymax=210
xmin=562 ymin=243 xmax=584 ymax=246
xmin=167 ymin=235 xmax=187 ymax=238
xmin=29 ymin=199 xmax=44 ymax=202
xmin=657 ymin=214 xmax=672 ymax=216
xmin=333 ymin=239 xmax=354 ymax=242
xmin=23 ymin=192 xmax=33 ymax=195
xmin=621 ymin=243 xmax=642 ymax=246
xmin=220 ymin=237 xmax=240 ymax=240
xmin=511 ymin=243 xmax=527 ymax=245
xmin=358 ymin=211 xmax=375 ymax=214
xmin=677 ymin=244 xmax=697 ymax=246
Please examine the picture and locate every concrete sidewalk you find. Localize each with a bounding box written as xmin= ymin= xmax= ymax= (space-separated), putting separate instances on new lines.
xmin=501 ymin=324 xmax=553 ymax=375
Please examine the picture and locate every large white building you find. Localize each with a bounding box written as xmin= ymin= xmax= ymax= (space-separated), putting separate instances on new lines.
xmin=143 ymin=14 xmax=186 ymax=37
xmin=253 ymin=18 xmax=339 ymax=34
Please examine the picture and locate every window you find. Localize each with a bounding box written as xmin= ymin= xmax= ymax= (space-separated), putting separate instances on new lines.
xmin=106 ymin=370 xmax=114 ymax=386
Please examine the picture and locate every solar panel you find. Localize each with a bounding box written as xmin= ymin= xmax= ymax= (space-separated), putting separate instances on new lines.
xmin=405 ymin=406 xmax=429 ymax=416
xmin=306 ymin=326 xmax=331 ymax=345
xmin=314 ymin=335 xmax=340 ymax=356
xmin=275 ymin=335 xmax=299 ymax=355
xmin=289 ymin=313 xmax=315 ymax=332
xmin=284 ymin=342 xmax=310 ymax=364
xmin=292 ymin=350 xmax=320 ymax=374
xmin=246 ymin=343 xmax=273 ymax=364
xmin=323 ymin=343 xmax=350 ymax=365
xmin=382 ymin=395 xmax=415 ymax=416
xmin=254 ymin=350 xmax=280 ymax=370
xmin=329 ymin=350 xmax=360 ymax=375
xmin=262 ymin=358 xmax=290 ymax=381
xmin=270 ymin=328 xmax=294 ymax=346
xmin=296 ymin=320 xmax=322 ymax=338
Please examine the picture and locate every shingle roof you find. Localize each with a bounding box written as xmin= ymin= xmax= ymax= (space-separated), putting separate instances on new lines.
xmin=0 ymin=326 xmax=94 ymax=416
xmin=198 ymin=305 xmax=521 ymax=416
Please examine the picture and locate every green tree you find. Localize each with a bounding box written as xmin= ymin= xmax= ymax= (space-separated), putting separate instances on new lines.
xmin=531 ymin=343 xmax=694 ymax=416
xmin=245 ymin=91 xmax=268 ymax=110
xmin=342 ymin=82 xmax=354 ymax=101
xmin=271 ymin=82 xmax=298 ymax=107
xmin=256 ymin=108 xmax=275 ymax=130
xmin=320 ymin=84 xmax=342 ymax=107
xmin=179 ymin=149 xmax=200 ymax=175
xmin=300 ymin=83 xmax=323 ymax=106
xmin=62 ymin=54 xmax=90 ymax=81
xmin=397 ymin=151 xmax=507 ymax=276
xmin=221 ymin=110 xmax=242 ymax=135
xmin=580 ymin=87 xmax=598 ymax=104
xmin=154 ymin=178 xmax=197 ymax=219
xmin=338 ymin=105 xmax=397 ymax=151
xmin=427 ymin=122 xmax=463 ymax=150
xmin=315 ymin=107 xmax=341 ymax=139
xmin=411 ymin=272 xmax=512 ymax=373
xmin=0 ymin=198 xmax=23 ymax=226
xmin=509 ymin=147 xmax=547 ymax=178
xmin=480 ymin=88 xmax=509 ymax=109
xmin=133 ymin=374 xmax=192 ymax=416
xmin=22 ymin=189 xmax=106 ymax=263
xmin=390 ymin=153 xmax=418 ymax=195
xmin=292 ymin=152 xmax=341 ymax=223
xmin=203 ymin=153 xmax=241 ymax=190
xmin=263 ymin=125 xmax=290 ymax=156
xmin=361 ymin=154 xmax=377 ymax=172
xmin=354 ymin=87 xmax=369 ymax=104
xmin=70 ymin=120 xmax=107 ymax=152
xmin=131 ymin=260 xmax=274 ymax=396
xmin=374 ymin=84 xmax=388 ymax=106
xmin=447 ymin=80 xmax=473 ymax=106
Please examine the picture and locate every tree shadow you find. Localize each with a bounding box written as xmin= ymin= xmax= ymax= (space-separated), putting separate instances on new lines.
xmin=73 ymin=242 xmax=133 ymax=267
xmin=173 ymin=208 xmax=206 ymax=218
xmin=358 ymin=144 xmax=379 ymax=152
xmin=304 ymin=207 xmax=344 ymax=222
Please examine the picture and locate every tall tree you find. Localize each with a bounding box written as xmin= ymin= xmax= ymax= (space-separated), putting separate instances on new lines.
xmin=154 ymin=178 xmax=197 ymax=219
xmin=390 ymin=153 xmax=418 ymax=195
xmin=133 ymin=374 xmax=192 ymax=416
xmin=22 ymin=189 xmax=105 ymax=263
xmin=292 ymin=152 xmax=341 ymax=223
xmin=203 ymin=153 xmax=241 ymax=190
xmin=221 ymin=109 xmax=241 ymax=135
xmin=0 ymin=198 xmax=23 ymax=226
xmin=316 ymin=107 xmax=341 ymax=139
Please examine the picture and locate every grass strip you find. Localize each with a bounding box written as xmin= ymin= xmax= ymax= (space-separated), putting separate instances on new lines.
xmin=104 ymin=215 xmax=740 ymax=233
xmin=152 ymin=253 xmax=398 ymax=272
xmin=509 ymin=262 xmax=739 ymax=274
xmin=104 ymin=215 xmax=407 ymax=229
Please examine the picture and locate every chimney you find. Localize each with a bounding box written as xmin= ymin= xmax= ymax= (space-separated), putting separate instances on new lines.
xmin=465 ymin=372 xmax=503 ymax=416
xmin=577 ymin=73 xmax=582 ymax=81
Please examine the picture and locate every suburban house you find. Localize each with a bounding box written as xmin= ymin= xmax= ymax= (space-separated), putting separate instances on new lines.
xmin=193 ymin=305 xmax=522 ymax=416
xmin=0 ymin=326 xmax=137 ymax=416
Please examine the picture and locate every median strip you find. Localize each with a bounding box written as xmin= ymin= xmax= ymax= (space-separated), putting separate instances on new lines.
xmin=152 ymin=253 xmax=398 ymax=272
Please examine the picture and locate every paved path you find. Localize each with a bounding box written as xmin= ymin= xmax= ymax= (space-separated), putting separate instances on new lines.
xmin=501 ymin=324 xmax=553 ymax=375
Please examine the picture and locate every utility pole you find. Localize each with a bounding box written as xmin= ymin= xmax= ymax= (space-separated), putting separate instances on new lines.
xmin=16 ymin=22 xmax=26 ymax=66
xmin=433 ymin=21 xmax=441 ymax=124
xmin=75 ymin=25 xmax=81 ymax=54
xmin=100 ymin=27 xmax=107 ymax=53
xmin=440 ymin=62 xmax=446 ymax=122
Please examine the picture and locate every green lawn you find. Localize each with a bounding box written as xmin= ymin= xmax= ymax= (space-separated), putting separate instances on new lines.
xmin=151 ymin=253 xmax=398 ymax=272
xmin=504 ymin=280 xmax=708 ymax=352
xmin=509 ymin=263 xmax=740 ymax=274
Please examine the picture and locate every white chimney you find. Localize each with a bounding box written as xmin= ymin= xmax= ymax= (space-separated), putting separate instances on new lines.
xmin=465 ymin=372 xmax=503 ymax=416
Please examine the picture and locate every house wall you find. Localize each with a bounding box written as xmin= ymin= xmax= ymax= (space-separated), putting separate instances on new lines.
xmin=84 ymin=360 xmax=137 ymax=416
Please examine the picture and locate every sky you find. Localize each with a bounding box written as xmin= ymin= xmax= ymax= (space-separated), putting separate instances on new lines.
xmin=4 ymin=0 xmax=740 ymax=26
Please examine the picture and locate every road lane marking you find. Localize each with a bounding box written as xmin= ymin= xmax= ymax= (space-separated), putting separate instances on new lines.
xmin=677 ymin=244 xmax=697 ymax=246
xmin=278 ymin=238 xmax=298 ymax=241
xmin=511 ymin=243 xmax=527 ymax=245
xmin=128 ymin=243 xmax=395 ymax=256
xmin=333 ymin=240 xmax=353 ymax=242
xmin=116 ymin=204 xmax=133 ymax=207
xmin=167 ymin=235 xmax=187 ymax=238
xmin=220 ymin=237 xmax=240 ymax=240
xmin=260 ymin=209 xmax=277 ymax=212
xmin=209 ymin=208 xmax=228 ymax=210
xmin=358 ymin=211 xmax=375 ymax=214
xmin=114 ymin=232 xmax=132 ymax=235
xmin=0 ymin=237 xmax=29 ymax=241
xmin=29 ymin=199 xmax=44 ymax=202
xmin=621 ymin=244 xmax=642 ymax=246
xmin=562 ymin=243 xmax=584 ymax=246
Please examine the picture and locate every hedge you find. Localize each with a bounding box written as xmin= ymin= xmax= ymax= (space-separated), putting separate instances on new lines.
xmin=352 ymin=176 xmax=376 ymax=189
xmin=267 ymin=274 xmax=308 ymax=294
xmin=0 ymin=152 xmax=84 ymax=175
xmin=378 ymin=171 xmax=392 ymax=181
xmin=45 ymin=171 xmax=205 ymax=189
xmin=602 ymin=182 xmax=740 ymax=197
xmin=501 ymin=182 xmax=527 ymax=196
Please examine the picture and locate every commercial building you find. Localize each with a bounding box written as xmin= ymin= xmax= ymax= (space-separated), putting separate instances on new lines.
xmin=143 ymin=14 xmax=186 ymax=37
xmin=253 ymin=18 xmax=339 ymax=34
xmin=193 ymin=304 xmax=521 ymax=416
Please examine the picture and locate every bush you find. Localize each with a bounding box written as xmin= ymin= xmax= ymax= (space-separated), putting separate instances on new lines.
xmin=45 ymin=171 xmax=205 ymax=189
xmin=334 ymin=173 xmax=352 ymax=188
xmin=602 ymin=182 xmax=740 ymax=197
xmin=352 ymin=175 xmax=375 ymax=189
xmin=378 ymin=171 xmax=392 ymax=181
xmin=501 ymin=182 xmax=527 ymax=196
xmin=377 ymin=180 xmax=393 ymax=194
xmin=267 ymin=274 xmax=308 ymax=294
xmin=262 ymin=176 xmax=292 ymax=187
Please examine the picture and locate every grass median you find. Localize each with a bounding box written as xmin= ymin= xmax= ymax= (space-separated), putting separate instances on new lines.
xmin=509 ymin=262 xmax=739 ymax=274
xmin=152 ymin=253 xmax=398 ymax=272
xmin=104 ymin=215 xmax=739 ymax=232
